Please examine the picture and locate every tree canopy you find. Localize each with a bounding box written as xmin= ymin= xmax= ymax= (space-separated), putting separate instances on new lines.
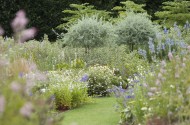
xmin=0 ymin=0 xmax=180 ymax=41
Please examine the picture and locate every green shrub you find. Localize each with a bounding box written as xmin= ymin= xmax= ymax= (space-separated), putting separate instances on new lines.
xmin=8 ymin=38 xmax=64 ymax=71
xmin=63 ymin=15 xmax=113 ymax=53
xmin=62 ymin=44 xmax=130 ymax=66
xmin=47 ymin=71 xmax=91 ymax=109
xmin=62 ymin=45 xmax=148 ymax=80
xmin=115 ymin=51 xmax=148 ymax=79
xmin=87 ymin=65 xmax=124 ymax=96
xmin=114 ymin=12 xmax=156 ymax=51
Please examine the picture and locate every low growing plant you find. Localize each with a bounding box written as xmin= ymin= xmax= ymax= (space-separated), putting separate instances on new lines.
xmin=47 ymin=70 xmax=91 ymax=110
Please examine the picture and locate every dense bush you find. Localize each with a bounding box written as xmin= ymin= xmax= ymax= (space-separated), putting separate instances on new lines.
xmin=63 ymin=15 xmax=113 ymax=53
xmin=47 ymin=71 xmax=91 ymax=110
xmin=7 ymin=36 xmax=64 ymax=71
xmin=114 ymin=12 xmax=156 ymax=51
xmin=86 ymin=65 xmax=124 ymax=96
xmin=62 ymin=44 xmax=130 ymax=66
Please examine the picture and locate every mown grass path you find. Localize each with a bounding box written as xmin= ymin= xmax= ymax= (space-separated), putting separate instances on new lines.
xmin=62 ymin=97 xmax=120 ymax=125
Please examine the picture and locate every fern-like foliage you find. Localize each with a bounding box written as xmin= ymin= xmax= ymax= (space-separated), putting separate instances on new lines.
xmin=155 ymin=0 xmax=190 ymax=27
xmin=112 ymin=1 xmax=146 ymax=19
xmin=57 ymin=3 xmax=111 ymax=30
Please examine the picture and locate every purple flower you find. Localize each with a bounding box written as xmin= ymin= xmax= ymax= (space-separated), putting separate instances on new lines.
xmin=11 ymin=10 xmax=29 ymax=32
xmin=10 ymin=81 xmax=22 ymax=92
xmin=164 ymin=27 xmax=168 ymax=34
xmin=50 ymin=95 xmax=55 ymax=101
xmin=19 ymin=72 xmax=24 ymax=78
xmin=80 ymin=74 xmax=89 ymax=82
xmin=20 ymin=102 xmax=33 ymax=118
xmin=19 ymin=27 xmax=37 ymax=43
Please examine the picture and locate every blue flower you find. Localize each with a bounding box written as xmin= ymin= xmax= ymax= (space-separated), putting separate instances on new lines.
xmin=148 ymin=38 xmax=155 ymax=53
xmin=80 ymin=74 xmax=89 ymax=82
xmin=138 ymin=49 xmax=147 ymax=59
xmin=164 ymin=27 xmax=168 ymax=34
xmin=50 ymin=95 xmax=55 ymax=101
xmin=19 ymin=72 xmax=23 ymax=78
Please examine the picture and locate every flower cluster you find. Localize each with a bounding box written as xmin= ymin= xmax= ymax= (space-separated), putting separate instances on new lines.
xmin=11 ymin=10 xmax=37 ymax=43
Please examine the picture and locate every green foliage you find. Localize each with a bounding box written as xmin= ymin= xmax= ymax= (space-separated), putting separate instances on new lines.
xmin=62 ymin=45 xmax=148 ymax=81
xmin=7 ymin=38 xmax=64 ymax=71
xmin=112 ymin=0 xmax=146 ymax=19
xmin=114 ymin=12 xmax=156 ymax=51
xmin=118 ymin=51 xmax=148 ymax=79
xmin=87 ymin=65 xmax=124 ymax=96
xmin=47 ymin=71 xmax=91 ymax=110
xmin=61 ymin=44 xmax=129 ymax=66
xmin=63 ymin=15 xmax=113 ymax=53
xmin=155 ymin=0 xmax=190 ymax=27
xmin=57 ymin=3 xmax=111 ymax=30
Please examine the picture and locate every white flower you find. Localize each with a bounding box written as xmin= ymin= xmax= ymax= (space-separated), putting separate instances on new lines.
xmin=141 ymin=107 xmax=148 ymax=111
xmin=40 ymin=88 xmax=46 ymax=93
xmin=170 ymin=85 xmax=175 ymax=89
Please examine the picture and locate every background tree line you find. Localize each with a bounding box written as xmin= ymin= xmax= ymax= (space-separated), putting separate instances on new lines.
xmin=0 ymin=0 xmax=179 ymax=41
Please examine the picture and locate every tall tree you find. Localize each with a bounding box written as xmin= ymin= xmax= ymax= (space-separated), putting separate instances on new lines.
xmin=155 ymin=0 xmax=190 ymax=27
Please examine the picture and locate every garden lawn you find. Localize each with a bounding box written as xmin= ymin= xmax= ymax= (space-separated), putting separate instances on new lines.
xmin=62 ymin=97 xmax=119 ymax=125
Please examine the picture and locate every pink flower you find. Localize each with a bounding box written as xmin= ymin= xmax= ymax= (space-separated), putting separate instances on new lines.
xmin=187 ymin=46 xmax=190 ymax=52
xmin=20 ymin=102 xmax=33 ymax=118
xmin=10 ymin=82 xmax=21 ymax=92
xmin=181 ymin=63 xmax=186 ymax=68
xmin=0 ymin=26 xmax=4 ymax=36
xmin=19 ymin=28 xmax=37 ymax=43
xmin=157 ymin=73 xmax=162 ymax=79
xmin=168 ymin=52 xmax=173 ymax=61
xmin=155 ymin=79 xmax=161 ymax=86
xmin=160 ymin=68 xmax=166 ymax=74
xmin=175 ymin=72 xmax=180 ymax=78
xmin=150 ymin=87 xmax=157 ymax=92
xmin=161 ymin=60 xmax=166 ymax=67
xmin=0 ymin=95 xmax=5 ymax=113
xmin=11 ymin=10 xmax=29 ymax=32
xmin=147 ymin=92 xmax=154 ymax=97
